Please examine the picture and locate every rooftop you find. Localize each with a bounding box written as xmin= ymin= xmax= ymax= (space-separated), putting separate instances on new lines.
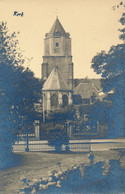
xmin=45 ymin=17 xmax=70 ymax=38
xmin=74 ymin=82 xmax=100 ymax=99
xmin=42 ymin=66 xmax=69 ymax=91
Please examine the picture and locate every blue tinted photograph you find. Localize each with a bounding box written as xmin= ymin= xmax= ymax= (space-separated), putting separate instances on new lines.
xmin=0 ymin=0 xmax=125 ymax=193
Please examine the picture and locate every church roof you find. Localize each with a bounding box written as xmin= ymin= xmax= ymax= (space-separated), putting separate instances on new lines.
xmin=42 ymin=66 xmax=69 ymax=91
xmin=46 ymin=17 xmax=70 ymax=38
xmin=74 ymin=78 xmax=101 ymax=90
xmin=74 ymin=82 xmax=99 ymax=99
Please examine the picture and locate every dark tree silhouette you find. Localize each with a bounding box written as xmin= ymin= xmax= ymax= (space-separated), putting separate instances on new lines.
xmin=91 ymin=13 xmax=125 ymax=137
xmin=12 ymin=67 xmax=42 ymax=134
xmin=0 ymin=22 xmax=41 ymax=168
xmin=41 ymin=106 xmax=74 ymax=151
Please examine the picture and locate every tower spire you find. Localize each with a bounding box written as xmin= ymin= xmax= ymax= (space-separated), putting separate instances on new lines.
xmin=46 ymin=17 xmax=70 ymax=38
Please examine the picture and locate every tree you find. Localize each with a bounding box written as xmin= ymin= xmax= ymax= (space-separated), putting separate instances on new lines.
xmin=12 ymin=67 xmax=42 ymax=135
xmin=0 ymin=21 xmax=41 ymax=168
xmin=0 ymin=21 xmax=23 ymax=168
xmin=91 ymin=12 xmax=125 ymax=137
xmin=41 ymin=106 xmax=75 ymax=151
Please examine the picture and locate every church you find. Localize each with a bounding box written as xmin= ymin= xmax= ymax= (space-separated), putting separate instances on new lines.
xmin=32 ymin=17 xmax=107 ymax=140
xmin=41 ymin=17 xmax=101 ymax=112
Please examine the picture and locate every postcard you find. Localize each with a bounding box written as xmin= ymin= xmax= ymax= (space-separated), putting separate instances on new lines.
xmin=0 ymin=0 xmax=125 ymax=193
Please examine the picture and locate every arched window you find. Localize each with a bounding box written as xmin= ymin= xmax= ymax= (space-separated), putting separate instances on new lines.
xmin=62 ymin=94 xmax=68 ymax=107
xmin=51 ymin=94 xmax=58 ymax=108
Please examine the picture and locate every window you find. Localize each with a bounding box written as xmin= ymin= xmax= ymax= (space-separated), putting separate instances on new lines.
xmin=62 ymin=94 xmax=68 ymax=107
xmin=55 ymin=31 xmax=60 ymax=36
xmin=56 ymin=42 xmax=59 ymax=47
xmin=51 ymin=94 xmax=58 ymax=108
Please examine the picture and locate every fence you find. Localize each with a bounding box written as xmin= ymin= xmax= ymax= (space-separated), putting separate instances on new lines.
xmin=12 ymin=139 xmax=91 ymax=152
xmin=12 ymin=139 xmax=125 ymax=152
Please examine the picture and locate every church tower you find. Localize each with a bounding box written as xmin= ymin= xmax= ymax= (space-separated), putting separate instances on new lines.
xmin=42 ymin=17 xmax=74 ymax=90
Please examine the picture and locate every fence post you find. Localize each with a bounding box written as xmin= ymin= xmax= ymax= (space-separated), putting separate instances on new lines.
xmin=35 ymin=120 xmax=40 ymax=140
xmin=25 ymin=128 xmax=29 ymax=152
xmin=65 ymin=121 xmax=70 ymax=151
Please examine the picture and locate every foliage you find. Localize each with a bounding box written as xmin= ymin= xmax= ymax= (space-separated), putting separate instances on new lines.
xmin=45 ymin=105 xmax=75 ymax=122
xmin=0 ymin=21 xmax=22 ymax=168
xmin=41 ymin=106 xmax=76 ymax=151
xmin=0 ymin=21 xmax=41 ymax=168
xmin=12 ymin=67 xmax=42 ymax=134
xmin=47 ymin=127 xmax=68 ymax=152
xmin=42 ymin=124 xmax=66 ymax=151
xmin=118 ymin=12 xmax=125 ymax=41
xmin=21 ymin=154 xmax=125 ymax=193
xmin=70 ymin=101 xmax=109 ymax=137
xmin=91 ymin=12 xmax=125 ymax=137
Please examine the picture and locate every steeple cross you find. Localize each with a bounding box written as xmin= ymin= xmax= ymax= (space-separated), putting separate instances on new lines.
xmin=55 ymin=8 xmax=60 ymax=17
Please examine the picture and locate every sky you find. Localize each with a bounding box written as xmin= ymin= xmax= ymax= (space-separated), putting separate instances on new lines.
xmin=0 ymin=0 xmax=124 ymax=79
